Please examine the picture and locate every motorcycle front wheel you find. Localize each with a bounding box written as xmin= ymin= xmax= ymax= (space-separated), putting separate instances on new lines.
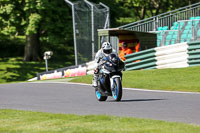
xmin=95 ymin=87 xmax=107 ymax=101
xmin=112 ymin=77 xmax=122 ymax=101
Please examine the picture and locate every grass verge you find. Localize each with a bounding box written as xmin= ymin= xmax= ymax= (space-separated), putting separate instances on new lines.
xmin=70 ymin=66 xmax=200 ymax=92
xmin=0 ymin=57 xmax=72 ymax=84
xmin=0 ymin=109 xmax=199 ymax=133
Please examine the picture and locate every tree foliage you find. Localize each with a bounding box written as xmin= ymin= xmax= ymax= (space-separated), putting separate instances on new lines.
xmin=116 ymin=0 xmax=198 ymax=25
xmin=0 ymin=0 xmax=198 ymax=61
xmin=0 ymin=0 xmax=73 ymax=61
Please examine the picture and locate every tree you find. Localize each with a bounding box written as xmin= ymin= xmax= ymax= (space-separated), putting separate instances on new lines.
xmin=23 ymin=0 xmax=41 ymax=61
xmin=0 ymin=0 xmax=73 ymax=61
xmin=23 ymin=0 xmax=73 ymax=61
xmin=0 ymin=0 xmax=23 ymax=36
xmin=115 ymin=0 xmax=196 ymax=25
xmin=0 ymin=0 xmax=41 ymax=61
xmin=0 ymin=0 xmax=198 ymax=62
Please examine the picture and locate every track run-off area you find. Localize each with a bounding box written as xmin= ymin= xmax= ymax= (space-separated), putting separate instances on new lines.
xmin=0 ymin=82 xmax=200 ymax=125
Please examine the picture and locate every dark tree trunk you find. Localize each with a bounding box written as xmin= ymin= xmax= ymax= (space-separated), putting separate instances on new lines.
xmin=23 ymin=33 xmax=41 ymax=61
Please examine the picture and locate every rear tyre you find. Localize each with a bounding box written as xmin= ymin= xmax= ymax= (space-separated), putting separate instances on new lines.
xmin=95 ymin=87 xmax=107 ymax=101
xmin=112 ymin=78 xmax=122 ymax=101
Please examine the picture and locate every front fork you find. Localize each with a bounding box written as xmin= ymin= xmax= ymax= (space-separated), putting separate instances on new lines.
xmin=110 ymin=75 xmax=121 ymax=91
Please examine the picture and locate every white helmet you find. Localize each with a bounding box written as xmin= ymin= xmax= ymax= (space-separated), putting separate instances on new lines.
xmin=102 ymin=42 xmax=112 ymax=55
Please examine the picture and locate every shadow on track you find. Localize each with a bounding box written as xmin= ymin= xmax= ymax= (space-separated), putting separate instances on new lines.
xmin=108 ymin=99 xmax=166 ymax=102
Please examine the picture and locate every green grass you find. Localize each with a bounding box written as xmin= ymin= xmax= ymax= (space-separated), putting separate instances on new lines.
xmin=0 ymin=57 xmax=72 ymax=83
xmin=0 ymin=109 xmax=199 ymax=133
xmin=70 ymin=66 xmax=200 ymax=92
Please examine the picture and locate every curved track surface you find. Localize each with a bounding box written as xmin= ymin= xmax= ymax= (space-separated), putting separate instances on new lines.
xmin=0 ymin=82 xmax=200 ymax=125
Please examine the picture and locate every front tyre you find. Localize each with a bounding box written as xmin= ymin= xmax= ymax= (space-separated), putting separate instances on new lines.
xmin=95 ymin=87 xmax=107 ymax=101
xmin=112 ymin=78 xmax=122 ymax=101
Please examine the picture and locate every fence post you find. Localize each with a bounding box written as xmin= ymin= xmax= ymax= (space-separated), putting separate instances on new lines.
xmin=84 ymin=0 xmax=95 ymax=60
xmin=99 ymin=2 xmax=110 ymax=29
xmin=64 ymin=0 xmax=78 ymax=65
xmin=177 ymin=21 xmax=180 ymax=43
xmin=153 ymin=17 xmax=156 ymax=31
xmin=192 ymin=20 xmax=195 ymax=41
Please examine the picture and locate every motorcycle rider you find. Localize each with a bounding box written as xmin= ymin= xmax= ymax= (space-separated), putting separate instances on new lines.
xmin=92 ymin=41 xmax=124 ymax=87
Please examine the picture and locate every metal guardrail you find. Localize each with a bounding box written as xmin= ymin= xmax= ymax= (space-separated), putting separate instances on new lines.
xmin=119 ymin=2 xmax=200 ymax=32
xmin=187 ymin=41 xmax=200 ymax=66
xmin=125 ymin=58 xmax=156 ymax=71
xmin=124 ymin=42 xmax=193 ymax=71
xmin=124 ymin=48 xmax=156 ymax=70
xmin=37 ymin=64 xmax=86 ymax=80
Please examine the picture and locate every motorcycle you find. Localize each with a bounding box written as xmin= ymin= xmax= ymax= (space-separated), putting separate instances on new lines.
xmin=94 ymin=54 xmax=124 ymax=101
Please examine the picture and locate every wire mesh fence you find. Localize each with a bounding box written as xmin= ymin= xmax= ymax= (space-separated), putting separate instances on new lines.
xmin=74 ymin=1 xmax=92 ymax=64
xmin=93 ymin=2 xmax=109 ymax=53
xmin=65 ymin=0 xmax=109 ymax=65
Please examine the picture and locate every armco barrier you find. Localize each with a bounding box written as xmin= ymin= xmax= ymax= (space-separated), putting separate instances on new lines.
xmin=156 ymin=52 xmax=189 ymax=69
xmin=38 ymin=41 xmax=200 ymax=80
xmin=125 ymin=48 xmax=156 ymax=70
xmin=87 ymin=42 xmax=200 ymax=72
xmin=37 ymin=64 xmax=86 ymax=80
xmin=125 ymin=42 xmax=190 ymax=70
xmin=155 ymin=42 xmax=189 ymax=69
xmin=86 ymin=60 xmax=96 ymax=75
xmin=37 ymin=60 xmax=97 ymax=80
xmin=187 ymin=41 xmax=200 ymax=66
xmin=125 ymin=57 xmax=156 ymax=71
xmin=125 ymin=48 xmax=156 ymax=63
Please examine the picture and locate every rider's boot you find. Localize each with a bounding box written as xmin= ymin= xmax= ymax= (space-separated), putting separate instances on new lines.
xmin=92 ymin=74 xmax=98 ymax=87
xmin=92 ymin=68 xmax=99 ymax=87
xmin=92 ymin=79 xmax=97 ymax=87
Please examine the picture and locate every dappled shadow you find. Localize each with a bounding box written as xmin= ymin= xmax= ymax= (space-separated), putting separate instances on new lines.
xmin=2 ymin=59 xmax=73 ymax=83
xmin=0 ymin=57 xmax=10 ymax=62
xmin=3 ymin=62 xmax=45 ymax=82
xmin=108 ymin=99 xmax=166 ymax=103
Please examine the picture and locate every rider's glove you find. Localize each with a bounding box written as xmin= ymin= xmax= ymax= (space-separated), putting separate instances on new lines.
xmin=94 ymin=68 xmax=99 ymax=74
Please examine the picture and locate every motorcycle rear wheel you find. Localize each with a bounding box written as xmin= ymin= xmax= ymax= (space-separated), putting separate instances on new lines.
xmin=112 ymin=78 xmax=122 ymax=101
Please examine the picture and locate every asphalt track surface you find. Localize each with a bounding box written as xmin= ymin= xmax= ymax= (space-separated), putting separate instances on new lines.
xmin=0 ymin=82 xmax=200 ymax=125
